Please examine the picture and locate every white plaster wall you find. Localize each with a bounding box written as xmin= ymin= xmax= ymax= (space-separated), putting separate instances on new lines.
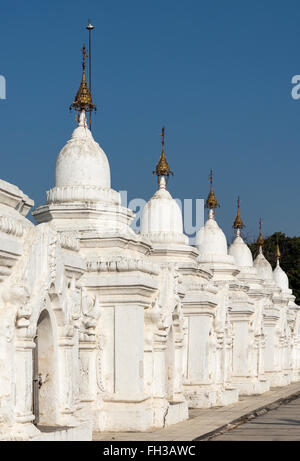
xmin=187 ymin=316 xmax=211 ymax=382
xmin=115 ymin=305 xmax=144 ymax=396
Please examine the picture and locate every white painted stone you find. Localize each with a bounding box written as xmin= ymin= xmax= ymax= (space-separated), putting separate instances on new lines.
xmin=55 ymin=111 xmax=111 ymax=189
xmin=273 ymin=261 xmax=289 ymax=292
xmin=0 ymin=110 xmax=299 ymax=440
xmin=254 ymin=249 xmax=273 ymax=281
xmin=229 ymin=233 xmax=253 ymax=267
xmin=196 ymin=211 xmax=228 ymax=256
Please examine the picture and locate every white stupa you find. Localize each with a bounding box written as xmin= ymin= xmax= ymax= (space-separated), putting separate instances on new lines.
xmin=229 ymin=197 xmax=253 ymax=268
xmin=196 ymin=171 xmax=228 ymax=257
xmin=38 ymin=45 xmax=119 ymax=208
xmin=253 ymin=219 xmax=273 ymax=282
xmin=196 ymin=212 xmax=228 ymax=256
xmin=56 ymin=44 xmax=110 ymax=190
xmin=33 ymin=46 xmax=142 ymax=247
xmin=195 ymin=171 xmax=237 ymax=280
xmin=273 ymin=242 xmax=289 ymax=292
xmin=140 ymin=177 xmax=187 ymax=245
xmin=55 ymin=110 xmax=111 ymax=190
xmin=140 ymin=128 xmax=188 ymax=246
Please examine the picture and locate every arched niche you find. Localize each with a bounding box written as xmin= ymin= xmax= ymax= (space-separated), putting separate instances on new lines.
xmin=33 ymin=309 xmax=57 ymax=426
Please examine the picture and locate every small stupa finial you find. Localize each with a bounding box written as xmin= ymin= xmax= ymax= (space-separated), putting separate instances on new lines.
xmin=276 ymin=234 xmax=281 ymax=265
xmin=69 ymin=44 xmax=96 ymax=118
xmin=257 ymin=217 xmax=264 ymax=252
xmin=153 ymin=126 xmax=174 ymax=186
xmin=233 ymin=196 xmax=245 ymax=233
xmin=205 ymin=169 xmax=219 ymax=212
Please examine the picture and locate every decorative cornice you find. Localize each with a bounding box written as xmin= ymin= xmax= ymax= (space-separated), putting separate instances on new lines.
xmin=0 ymin=179 xmax=34 ymax=217
xmin=86 ymin=257 xmax=160 ymax=276
xmin=0 ymin=216 xmax=24 ymax=237
xmin=58 ymin=232 xmax=80 ymax=252
xmin=142 ymin=231 xmax=188 ymax=245
xmin=229 ymin=281 xmax=249 ymax=293
xmin=179 ymin=261 xmax=213 ymax=280
xmin=46 ymin=185 xmax=120 ymax=205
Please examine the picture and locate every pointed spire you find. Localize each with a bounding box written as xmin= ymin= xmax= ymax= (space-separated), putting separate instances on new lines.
xmin=257 ymin=218 xmax=264 ymax=253
xmin=205 ymin=169 xmax=219 ymax=211
xmin=276 ymin=235 xmax=281 ymax=266
xmin=153 ymin=127 xmax=173 ymax=185
xmin=70 ymin=44 xmax=96 ymax=117
xmin=233 ymin=196 xmax=245 ymax=235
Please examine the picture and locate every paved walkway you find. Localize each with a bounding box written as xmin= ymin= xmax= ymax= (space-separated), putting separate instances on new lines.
xmin=93 ymin=382 xmax=300 ymax=441
xmin=211 ymin=396 xmax=300 ymax=441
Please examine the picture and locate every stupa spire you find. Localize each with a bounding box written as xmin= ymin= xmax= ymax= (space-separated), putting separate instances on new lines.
xmin=153 ymin=127 xmax=173 ymax=186
xmin=257 ymin=217 xmax=264 ymax=254
xmin=205 ymin=169 xmax=219 ymax=219
xmin=69 ymin=44 xmax=96 ymax=120
xmin=233 ymin=196 xmax=245 ymax=237
xmin=276 ymin=235 xmax=281 ymax=267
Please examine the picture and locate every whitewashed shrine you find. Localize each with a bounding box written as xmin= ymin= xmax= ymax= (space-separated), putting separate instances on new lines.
xmin=0 ymin=47 xmax=299 ymax=441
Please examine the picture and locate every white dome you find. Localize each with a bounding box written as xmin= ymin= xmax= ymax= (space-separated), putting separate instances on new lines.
xmin=253 ymin=252 xmax=273 ymax=281
xmin=140 ymin=178 xmax=183 ymax=236
xmin=55 ymin=111 xmax=111 ymax=189
xmin=196 ymin=214 xmax=228 ymax=256
xmin=229 ymin=235 xmax=253 ymax=267
xmin=273 ymin=263 xmax=289 ymax=291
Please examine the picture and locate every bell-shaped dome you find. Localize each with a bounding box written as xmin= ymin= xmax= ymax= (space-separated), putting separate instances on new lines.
xmin=55 ymin=111 xmax=111 ymax=189
xmin=229 ymin=234 xmax=253 ymax=267
xmin=253 ymin=251 xmax=273 ymax=281
xmin=273 ymin=262 xmax=289 ymax=291
xmin=140 ymin=177 xmax=183 ymax=236
xmin=196 ymin=212 xmax=228 ymax=256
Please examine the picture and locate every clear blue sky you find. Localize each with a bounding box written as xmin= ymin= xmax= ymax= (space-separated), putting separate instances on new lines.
xmin=1 ymin=0 xmax=300 ymax=242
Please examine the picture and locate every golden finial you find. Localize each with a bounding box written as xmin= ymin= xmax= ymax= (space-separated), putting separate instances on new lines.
xmin=276 ymin=235 xmax=281 ymax=261
xmin=233 ymin=196 xmax=245 ymax=229
xmin=153 ymin=127 xmax=174 ymax=185
xmin=205 ymin=169 xmax=219 ymax=209
xmin=257 ymin=218 xmax=264 ymax=248
xmin=69 ymin=44 xmax=96 ymax=115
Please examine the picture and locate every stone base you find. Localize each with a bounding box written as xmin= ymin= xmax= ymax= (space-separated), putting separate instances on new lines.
xmin=32 ymin=421 xmax=92 ymax=441
xmin=291 ymin=371 xmax=300 ymax=383
xmin=152 ymin=398 xmax=188 ymax=428
xmin=95 ymin=397 xmax=153 ymax=432
xmin=164 ymin=401 xmax=189 ymax=427
xmin=152 ymin=398 xmax=168 ymax=428
xmin=217 ymin=386 xmax=239 ymax=406
xmin=184 ymin=383 xmax=240 ymax=409
xmin=265 ymin=372 xmax=291 ymax=388
xmin=0 ymin=423 xmax=40 ymax=441
xmin=184 ymin=385 xmax=218 ymax=408
xmin=0 ymin=420 xmax=93 ymax=441
xmin=232 ymin=377 xmax=270 ymax=395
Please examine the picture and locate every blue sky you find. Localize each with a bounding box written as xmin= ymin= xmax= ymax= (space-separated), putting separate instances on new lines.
xmin=1 ymin=0 xmax=300 ymax=242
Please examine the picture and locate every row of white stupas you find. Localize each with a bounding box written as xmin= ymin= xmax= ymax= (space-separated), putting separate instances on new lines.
xmin=0 ymin=46 xmax=299 ymax=440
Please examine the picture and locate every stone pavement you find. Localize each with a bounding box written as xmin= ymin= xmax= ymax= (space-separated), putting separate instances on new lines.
xmin=93 ymin=382 xmax=300 ymax=441
xmin=211 ymin=396 xmax=300 ymax=441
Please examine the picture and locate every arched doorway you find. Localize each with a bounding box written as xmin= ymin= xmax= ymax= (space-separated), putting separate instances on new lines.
xmin=32 ymin=310 xmax=56 ymax=426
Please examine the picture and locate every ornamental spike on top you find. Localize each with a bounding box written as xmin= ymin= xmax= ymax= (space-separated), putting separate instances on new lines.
xmin=153 ymin=127 xmax=173 ymax=185
xmin=70 ymin=44 xmax=96 ymax=116
xmin=257 ymin=217 xmax=264 ymax=251
xmin=205 ymin=169 xmax=219 ymax=210
xmin=276 ymin=235 xmax=281 ymax=264
xmin=233 ymin=196 xmax=245 ymax=230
